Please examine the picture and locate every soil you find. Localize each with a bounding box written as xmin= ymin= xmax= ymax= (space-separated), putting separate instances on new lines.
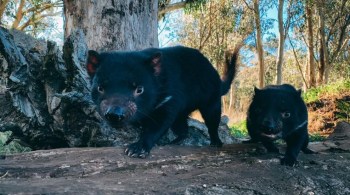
xmin=0 ymin=122 xmax=349 ymax=195
xmin=307 ymin=91 xmax=350 ymax=135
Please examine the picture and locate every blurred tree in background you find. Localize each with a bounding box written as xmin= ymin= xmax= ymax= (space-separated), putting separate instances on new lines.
xmin=0 ymin=0 xmax=63 ymax=40
xmin=159 ymin=0 xmax=350 ymax=122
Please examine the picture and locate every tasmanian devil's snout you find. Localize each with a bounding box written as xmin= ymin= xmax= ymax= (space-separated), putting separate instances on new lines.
xmin=105 ymin=106 xmax=125 ymax=121
xmin=100 ymin=97 xmax=137 ymax=125
xmin=262 ymin=119 xmax=275 ymax=131
xmin=262 ymin=117 xmax=282 ymax=135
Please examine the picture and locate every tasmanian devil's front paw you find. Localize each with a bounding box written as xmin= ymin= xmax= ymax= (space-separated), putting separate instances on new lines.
xmin=280 ymin=156 xmax=298 ymax=166
xmin=266 ymin=146 xmax=280 ymax=154
xmin=210 ymin=139 xmax=223 ymax=147
xmin=124 ymin=141 xmax=150 ymax=158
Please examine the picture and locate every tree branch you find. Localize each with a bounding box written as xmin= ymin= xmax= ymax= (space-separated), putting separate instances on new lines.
xmin=18 ymin=12 xmax=62 ymax=31
xmin=0 ymin=0 xmax=10 ymax=22
xmin=241 ymin=0 xmax=254 ymax=11
xmin=158 ymin=1 xmax=186 ymax=17
xmin=23 ymin=1 xmax=63 ymax=15
xmin=11 ymin=0 xmax=25 ymax=29
xmin=288 ymin=36 xmax=309 ymax=89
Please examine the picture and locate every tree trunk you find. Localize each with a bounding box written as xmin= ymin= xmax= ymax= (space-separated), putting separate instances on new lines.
xmin=304 ymin=57 xmax=309 ymax=91
xmin=253 ymin=0 xmax=265 ymax=88
xmin=317 ymin=0 xmax=328 ymax=85
xmin=275 ymin=0 xmax=285 ymax=85
xmin=64 ymin=0 xmax=159 ymax=51
xmin=0 ymin=28 xmax=133 ymax=149
xmin=306 ymin=1 xmax=316 ymax=88
xmin=228 ymin=87 xmax=233 ymax=115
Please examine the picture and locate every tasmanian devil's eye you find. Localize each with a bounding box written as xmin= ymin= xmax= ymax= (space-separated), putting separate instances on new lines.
xmin=281 ymin=112 xmax=291 ymax=118
xmin=97 ymin=86 xmax=104 ymax=93
xmin=134 ymin=86 xmax=144 ymax=96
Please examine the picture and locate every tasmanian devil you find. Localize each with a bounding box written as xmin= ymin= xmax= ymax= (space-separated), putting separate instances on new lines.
xmin=86 ymin=46 xmax=240 ymax=158
xmin=246 ymin=84 xmax=315 ymax=166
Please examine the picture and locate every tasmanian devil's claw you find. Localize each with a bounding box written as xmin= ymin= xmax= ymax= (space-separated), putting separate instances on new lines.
xmin=125 ymin=142 xmax=150 ymax=158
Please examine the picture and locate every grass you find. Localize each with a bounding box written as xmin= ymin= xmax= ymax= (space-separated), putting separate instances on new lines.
xmin=336 ymin=100 xmax=350 ymax=122
xmin=230 ymin=120 xmax=248 ymax=139
xmin=302 ymin=79 xmax=350 ymax=103
xmin=0 ymin=132 xmax=31 ymax=155
xmin=309 ymin=133 xmax=327 ymax=142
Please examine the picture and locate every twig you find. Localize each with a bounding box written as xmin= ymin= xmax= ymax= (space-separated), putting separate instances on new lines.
xmin=0 ymin=171 xmax=9 ymax=179
xmin=288 ymin=36 xmax=309 ymax=89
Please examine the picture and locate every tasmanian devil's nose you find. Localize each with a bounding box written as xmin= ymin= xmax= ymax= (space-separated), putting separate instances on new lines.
xmin=262 ymin=120 xmax=275 ymax=131
xmin=104 ymin=107 xmax=125 ymax=121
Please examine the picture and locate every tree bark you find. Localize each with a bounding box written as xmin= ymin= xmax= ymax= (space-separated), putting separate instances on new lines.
xmin=0 ymin=28 xmax=122 ymax=149
xmin=158 ymin=1 xmax=186 ymax=18
xmin=253 ymin=0 xmax=265 ymax=88
xmin=304 ymin=57 xmax=309 ymax=91
xmin=275 ymin=0 xmax=285 ymax=85
xmin=306 ymin=1 xmax=316 ymax=88
xmin=64 ymin=0 xmax=159 ymax=51
xmin=317 ymin=0 xmax=328 ymax=85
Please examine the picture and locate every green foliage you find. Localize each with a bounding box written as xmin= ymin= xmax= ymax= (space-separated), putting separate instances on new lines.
xmin=303 ymin=80 xmax=350 ymax=103
xmin=0 ymin=132 xmax=31 ymax=155
xmin=336 ymin=100 xmax=350 ymax=122
xmin=230 ymin=120 xmax=248 ymax=138
xmin=184 ymin=0 xmax=207 ymax=14
xmin=309 ymin=133 xmax=327 ymax=142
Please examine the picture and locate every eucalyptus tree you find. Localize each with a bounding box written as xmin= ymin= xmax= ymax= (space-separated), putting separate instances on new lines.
xmin=0 ymin=0 xmax=62 ymax=36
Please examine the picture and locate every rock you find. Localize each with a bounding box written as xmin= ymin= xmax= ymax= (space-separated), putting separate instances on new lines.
xmin=323 ymin=121 xmax=350 ymax=151
xmin=158 ymin=117 xmax=239 ymax=146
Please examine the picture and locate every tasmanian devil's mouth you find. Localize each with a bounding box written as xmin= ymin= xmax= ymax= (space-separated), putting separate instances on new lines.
xmin=260 ymin=131 xmax=282 ymax=140
xmin=107 ymin=120 xmax=126 ymax=129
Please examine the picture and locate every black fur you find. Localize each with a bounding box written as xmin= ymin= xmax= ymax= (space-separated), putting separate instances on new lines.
xmin=86 ymin=46 xmax=240 ymax=158
xmin=246 ymin=84 xmax=314 ymax=166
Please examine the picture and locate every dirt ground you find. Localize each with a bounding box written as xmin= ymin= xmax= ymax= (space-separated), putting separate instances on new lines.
xmin=307 ymin=91 xmax=350 ymax=135
xmin=1 ymin=122 xmax=350 ymax=195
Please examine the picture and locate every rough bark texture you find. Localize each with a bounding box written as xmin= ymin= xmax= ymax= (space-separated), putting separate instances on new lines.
xmin=306 ymin=1 xmax=316 ymax=88
xmin=64 ymin=0 xmax=159 ymax=51
xmin=0 ymin=27 xmax=111 ymax=149
xmin=317 ymin=0 xmax=328 ymax=85
xmin=0 ymin=27 xmax=237 ymax=150
xmin=275 ymin=0 xmax=284 ymax=85
xmin=0 ymin=122 xmax=349 ymax=194
xmin=253 ymin=0 xmax=265 ymax=88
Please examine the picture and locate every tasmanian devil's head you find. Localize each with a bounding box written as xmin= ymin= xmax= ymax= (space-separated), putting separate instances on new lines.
xmin=86 ymin=49 xmax=162 ymax=128
xmin=249 ymin=85 xmax=304 ymax=140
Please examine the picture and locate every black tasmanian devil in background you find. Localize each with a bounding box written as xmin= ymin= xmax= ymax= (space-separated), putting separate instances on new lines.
xmin=246 ymin=84 xmax=315 ymax=166
xmin=86 ymin=46 xmax=240 ymax=158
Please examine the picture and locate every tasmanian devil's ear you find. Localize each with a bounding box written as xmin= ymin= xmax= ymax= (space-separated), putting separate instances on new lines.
xmin=296 ymin=89 xmax=302 ymax=96
xmin=150 ymin=52 xmax=162 ymax=76
xmin=254 ymin=86 xmax=260 ymax=95
xmin=86 ymin=50 xmax=100 ymax=77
